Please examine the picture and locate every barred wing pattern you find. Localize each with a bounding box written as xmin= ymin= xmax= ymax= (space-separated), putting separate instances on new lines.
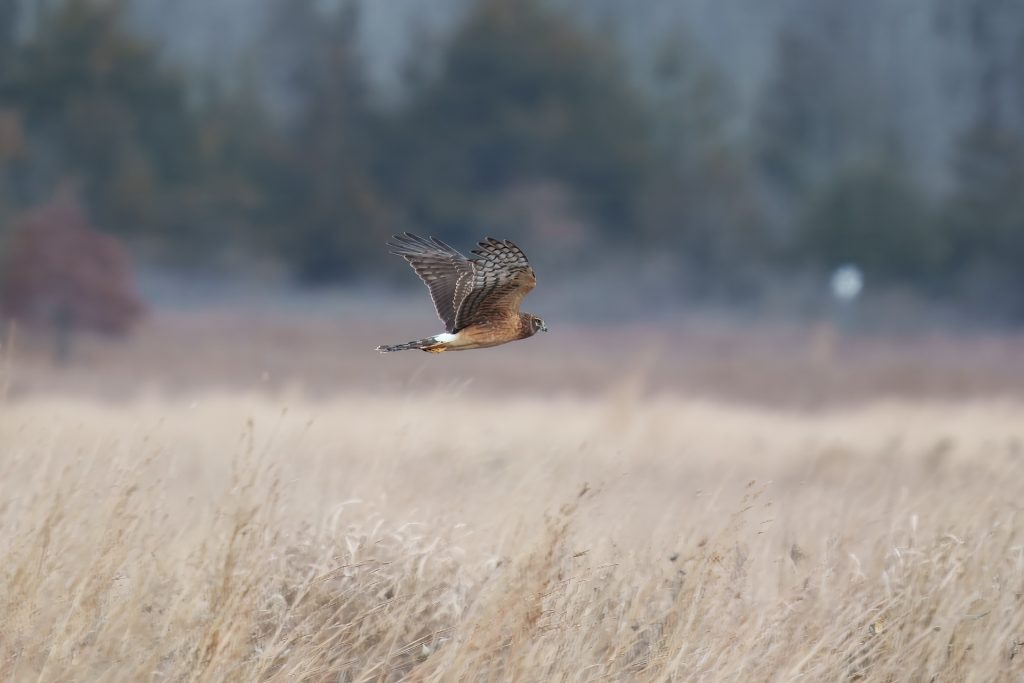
xmin=454 ymin=238 xmax=536 ymax=330
xmin=388 ymin=234 xmax=537 ymax=333
xmin=387 ymin=233 xmax=474 ymax=333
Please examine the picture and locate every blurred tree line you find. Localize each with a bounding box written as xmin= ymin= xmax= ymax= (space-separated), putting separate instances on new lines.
xmin=0 ymin=0 xmax=1023 ymax=315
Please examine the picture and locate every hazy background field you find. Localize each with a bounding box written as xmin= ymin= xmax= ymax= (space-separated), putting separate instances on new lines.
xmin=3 ymin=0 xmax=1024 ymax=680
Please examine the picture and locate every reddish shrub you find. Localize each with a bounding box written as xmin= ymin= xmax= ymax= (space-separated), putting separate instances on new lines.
xmin=1 ymin=184 xmax=144 ymax=337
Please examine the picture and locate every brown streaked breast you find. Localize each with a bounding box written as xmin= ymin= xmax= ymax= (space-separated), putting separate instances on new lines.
xmin=459 ymin=317 xmax=521 ymax=347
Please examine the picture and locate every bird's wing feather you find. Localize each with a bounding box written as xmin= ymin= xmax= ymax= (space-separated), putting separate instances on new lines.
xmin=387 ymin=233 xmax=475 ymax=333
xmin=454 ymin=237 xmax=536 ymax=330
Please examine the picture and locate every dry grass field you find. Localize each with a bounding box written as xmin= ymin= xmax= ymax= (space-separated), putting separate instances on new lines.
xmin=2 ymin=312 xmax=1024 ymax=681
xmin=2 ymin=387 xmax=1023 ymax=681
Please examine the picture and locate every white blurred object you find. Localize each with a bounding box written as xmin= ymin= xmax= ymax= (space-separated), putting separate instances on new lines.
xmin=830 ymin=264 xmax=864 ymax=302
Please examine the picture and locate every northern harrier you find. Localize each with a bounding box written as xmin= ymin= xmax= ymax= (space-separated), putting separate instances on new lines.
xmin=376 ymin=233 xmax=547 ymax=353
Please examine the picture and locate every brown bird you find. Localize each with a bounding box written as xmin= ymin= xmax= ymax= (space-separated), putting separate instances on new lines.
xmin=376 ymin=233 xmax=547 ymax=353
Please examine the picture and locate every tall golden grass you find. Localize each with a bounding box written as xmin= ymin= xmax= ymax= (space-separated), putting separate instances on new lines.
xmin=1 ymin=393 xmax=1022 ymax=681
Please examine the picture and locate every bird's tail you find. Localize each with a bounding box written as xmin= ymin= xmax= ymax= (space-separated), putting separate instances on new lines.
xmin=376 ymin=336 xmax=445 ymax=353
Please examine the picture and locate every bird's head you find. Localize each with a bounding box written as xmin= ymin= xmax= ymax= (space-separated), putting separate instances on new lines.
xmin=528 ymin=315 xmax=548 ymax=334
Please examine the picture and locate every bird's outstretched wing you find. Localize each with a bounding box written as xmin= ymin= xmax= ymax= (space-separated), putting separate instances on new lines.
xmin=387 ymin=233 xmax=474 ymax=333
xmin=454 ymin=237 xmax=536 ymax=330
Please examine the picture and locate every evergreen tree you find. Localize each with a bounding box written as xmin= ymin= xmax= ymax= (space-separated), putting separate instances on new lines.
xmin=946 ymin=123 xmax=1024 ymax=313
xmin=754 ymin=1 xmax=905 ymax=233
xmin=384 ymin=0 xmax=653 ymax=243
xmin=2 ymin=0 xmax=201 ymax=243
xmin=638 ymin=29 xmax=763 ymax=283
xmin=800 ymin=162 xmax=941 ymax=283
xmin=255 ymin=0 xmax=392 ymax=282
xmin=0 ymin=0 xmax=16 ymax=62
xmin=942 ymin=0 xmax=1024 ymax=314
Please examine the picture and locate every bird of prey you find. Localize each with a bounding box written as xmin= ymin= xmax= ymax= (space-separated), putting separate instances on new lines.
xmin=376 ymin=233 xmax=547 ymax=353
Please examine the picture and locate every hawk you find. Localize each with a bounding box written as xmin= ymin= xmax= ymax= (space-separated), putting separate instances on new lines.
xmin=376 ymin=233 xmax=547 ymax=353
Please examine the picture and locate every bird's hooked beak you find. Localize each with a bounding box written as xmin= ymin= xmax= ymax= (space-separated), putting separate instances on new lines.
xmin=540 ymin=322 xmax=548 ymax=332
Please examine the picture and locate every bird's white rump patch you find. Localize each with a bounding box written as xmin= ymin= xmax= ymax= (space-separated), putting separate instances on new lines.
xmin=434 ymin=333 xmax=458 ymax=343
